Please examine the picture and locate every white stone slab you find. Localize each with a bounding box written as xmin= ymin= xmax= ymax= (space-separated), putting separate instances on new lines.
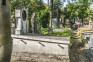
xmin=15 ymin=10 xmax=21 ymax=17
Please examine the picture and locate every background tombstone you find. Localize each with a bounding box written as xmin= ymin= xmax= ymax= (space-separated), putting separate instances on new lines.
xmin=11 ymin=15 xmax=15 ymax=34
xmin=52 ymin=18 xmax=58 ymax=28
xmin=15 ymin=6 xmax=28 ymax=35
xmin=31 ymin=13 xmax=37 ymax=33
xmin=0 ymin=0 xmax=12 ymax=62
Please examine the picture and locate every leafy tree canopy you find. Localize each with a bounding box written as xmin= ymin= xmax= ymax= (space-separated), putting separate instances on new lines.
xmin=11 ymin=0 xmax=46 ymax=18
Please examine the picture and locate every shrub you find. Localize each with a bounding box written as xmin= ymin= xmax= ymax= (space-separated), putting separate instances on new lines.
xmin=42 ymin=28 xmax=49 ymax=35
xmin=42 ymin=28 xmax=74 ymax=46
xmin=36 ymin=8 xmax=50 ymax=33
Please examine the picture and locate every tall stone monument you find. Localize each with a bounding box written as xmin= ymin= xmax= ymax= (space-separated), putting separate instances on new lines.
xmin=15 ymin=6 xmax=28 ymax=35
xmin=31 ymin=13 xmax=37 ymax=33
xmin=0 ymin=0 xmax=12 ymax=62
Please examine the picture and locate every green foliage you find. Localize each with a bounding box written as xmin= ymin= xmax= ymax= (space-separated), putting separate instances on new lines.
xmin=53 ymin=0 xmax=63 ymax=10
xmin=65 ymin=0 xmax=92 ymax=19
xmin=48 ymin=30 xmax=72 ymax=37
xmin=36 ymin=8 xmax=50 ymax=33
xmin=70 ymin=37 xmax=74 ymax=47
xmin=11 ymin=0 xmax=46 ymax=32
xmin=42 ymin=28 xmax=74 ymax=46
xmin=49 ymin=30 xmax=74 ymax=46
xmin=42 ymin=28 xmax=49 ymax=35
xmin=79 ymin=33 xmax=86 ymax=44
xmin=42 ymin=28 xmax=72 ymax=37
xmin=67 ymin=3 xmax=78 ymax=19
xmin=11 ymin=0 xmax=45 ymax=17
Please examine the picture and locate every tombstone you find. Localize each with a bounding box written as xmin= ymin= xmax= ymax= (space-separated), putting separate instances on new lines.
xmin=70 ymin=19 xmax=75 ymax=24
xmin=31 ymin=13 xmax=37 ymax=33
xmin=15 ymin=6 xmax=28 ymax=35
xmin=11 ymin=21 xmax=15 ymax=34
xmin=11 ymin=15 xmax=15 ymax=34
xmin=0 ymin=0 xmax=12 ymax=62
xmin=52 ymin=18 xmax=58 ymax=28
xmin=59 ymin=18 xmax=64 ymax=27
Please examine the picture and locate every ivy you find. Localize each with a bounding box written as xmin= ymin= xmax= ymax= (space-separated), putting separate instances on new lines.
xmin=36 ymin=8 xmax=50 ymax=33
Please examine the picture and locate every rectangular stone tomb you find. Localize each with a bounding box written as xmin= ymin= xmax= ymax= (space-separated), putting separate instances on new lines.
xmin=11 ymin=34 xmax=70 ymax=62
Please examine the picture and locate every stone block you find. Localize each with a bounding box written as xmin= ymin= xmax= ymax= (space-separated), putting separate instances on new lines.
xmin=11 ymin=35 xmax=70 ymax=62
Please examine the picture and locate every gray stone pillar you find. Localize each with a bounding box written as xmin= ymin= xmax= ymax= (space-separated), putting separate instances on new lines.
xmin=31 ymin=13 xmax=37 ymax=33
xmin=0 ymin=0 xmax=12 ymax=62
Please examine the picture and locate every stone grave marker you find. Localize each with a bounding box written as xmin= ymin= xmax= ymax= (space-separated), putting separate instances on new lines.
xmin=15 ymin=6 xmax=28 ymax=35
xmin=52 ymin=18 xmax=58 ymax=28
xmin=31 ymin=13 xmax=37 ymax=33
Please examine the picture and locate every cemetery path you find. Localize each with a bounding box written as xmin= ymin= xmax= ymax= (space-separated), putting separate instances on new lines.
xmin=70 ymin=32 xmax=91 ymax=62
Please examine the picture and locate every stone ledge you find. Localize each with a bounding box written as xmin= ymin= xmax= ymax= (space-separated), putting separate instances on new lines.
xmin=11 ymin=34 xmax=70 ymax=45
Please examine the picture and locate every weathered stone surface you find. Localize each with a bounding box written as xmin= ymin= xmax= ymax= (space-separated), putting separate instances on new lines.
xmin=0 ymin=0 xmax=11 ymax=45
xmin=0 ymin=0 xmax=12 ymax=62
xmin=11 ymin=35 xmax=70 ymax=62
xmin=11 ymin=35 xmax=70 ymax=44
xmin=31 ymin=13 xmax=37 ymax=33
xmin=11 ymin=53 xmax=69 ymax=62
xmin=15 ymin=7 xmax=28 ymax=35
xmin=52 ymin=18 xmax=58 ymax=28
xmin=0 ymin=42 xmax=13 ymax=62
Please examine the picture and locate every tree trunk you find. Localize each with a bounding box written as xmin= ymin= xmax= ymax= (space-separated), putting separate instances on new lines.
xmin=74 ymin=18 xmax=75 ymax=24
xmin=49 ymin=0 xmax=53 ymax=29
xmin=50 ymin=11 xmax=52 ymax=29
xmin=69 ymin=19 xmax=72 ymax=28
xmin=63 ymin=18 xmax=66 ymax=28
xmin=57 ymin=9 xmax=60 ymax=27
